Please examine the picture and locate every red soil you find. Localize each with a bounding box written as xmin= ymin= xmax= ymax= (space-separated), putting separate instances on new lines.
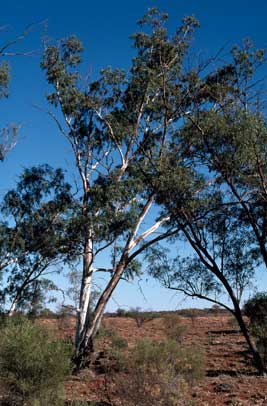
xmin=40 ymin=314 xmax=267 ymax=405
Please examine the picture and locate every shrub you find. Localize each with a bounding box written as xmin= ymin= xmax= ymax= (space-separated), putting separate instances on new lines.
xmin=95 ymin=327 xmax=128 ymax=373
xmin=116 ymin=308 xmax=127 ymax=317
xmin=38 ymin=308 xmax=57 ymax=319
xmin=227 ymin=315 xmax=240 ymax=330
xmin=163 ymin=314 xmax=188 ymax=343
xmin=244 ymin=293 xmax=267 ymax=364
xmin=250 ymin=323 xmax=267 ymax=364
xmin=0 ymin=316 xmax=71 ymax=405
xmin=127 ymin=307 xmax=158 ymax=327
xmin=96 ymin=326 xmax=128 ymax=349
xmin=106 ymin=339 xmax=205 ymax=406
xmin=180 ymin=309 xmax=198 ymax=326
xmin=243 ymin=293 xmax=267 ymax=325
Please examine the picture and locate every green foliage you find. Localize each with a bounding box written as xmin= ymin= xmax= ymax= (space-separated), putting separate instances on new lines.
xmin=126 ymin=307 xmax=158 ymax=327
xmin=0 ymin=317 xmax=71 ymax=405
xmin=250 ymin=323 xmax=267 ymax=364
xmin=96 ymin=326 xmax=128 ymax=350
xmin=95 ymin=327 xmax=128 ymax=373
xmin=0 ymin=62 xmax=9 ymax=98
xmin=108 ymin=338 xmax=204 ymax=406
xmin=243 ymin=292 xmax=267 ymax=325
xmin=244 ymin=293 xmax=267 ymax=363
xmin=0 ymin=164 xmax=73 ymax=313
xmin=163 ymin=314 xmax=188 ymax=343
xmin=131 ymin=338 xmax=205 ymax=384
xmin=115 ymin=307 xmax=127 ymax=317
xmin=40 ymin=7 xmax=205 ymax=266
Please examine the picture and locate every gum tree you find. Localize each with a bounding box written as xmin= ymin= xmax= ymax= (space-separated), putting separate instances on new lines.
xmin=178 ymin=41 xmax=267 ymax=270
xmin=146 ymin=42 xmax=267 ymax=374
xmin=41 ymin=9 xmax=215 ymax=368
xmin=146 ymin=191 xmax=265 ymax=373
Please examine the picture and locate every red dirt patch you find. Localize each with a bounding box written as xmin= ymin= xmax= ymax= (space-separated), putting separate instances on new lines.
xmin=43 ymin=314 xmax=267 ymax=405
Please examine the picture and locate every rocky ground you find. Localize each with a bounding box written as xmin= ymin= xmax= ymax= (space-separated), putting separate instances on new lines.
xmin=40 ymin=312 xmax=267 ymax=405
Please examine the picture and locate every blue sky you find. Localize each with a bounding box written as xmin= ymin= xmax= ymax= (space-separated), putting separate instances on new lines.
xmin=1 ymin=0 xmax=267 ymax=312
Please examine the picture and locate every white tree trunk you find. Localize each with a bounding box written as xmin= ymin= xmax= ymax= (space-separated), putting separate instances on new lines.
xmin=8 ymin=296 xmax=19 ymax=317
xmin=75 ymin=236 xmax=93 ymax=349
xmin=74 ymin=260 xmax=126 ymax=368
xmin=74 ymin=210 xmax=171 ymax=367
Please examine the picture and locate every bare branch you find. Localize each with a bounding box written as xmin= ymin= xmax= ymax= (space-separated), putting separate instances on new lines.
xmin=129 ymin=215 xmax=171 ymax=251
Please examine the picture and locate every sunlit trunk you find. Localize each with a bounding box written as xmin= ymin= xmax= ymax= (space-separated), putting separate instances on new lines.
xmin=8 ymin=296 xmax=19 ymax=317
xmin=75 ymin=236 xmax=93 ymax=349
xmin=74 ymin=260 xmax=126 ymax=369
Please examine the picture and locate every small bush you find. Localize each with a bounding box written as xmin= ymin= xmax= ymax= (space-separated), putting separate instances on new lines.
xmin=95 ymin=327 xmax=128 ymax=372
xmin=38 ymin=308 xmax=57 ymax=319
xmin=244 ymin=293 xmax=267 ymax=364
xmin=227 ymin=316 xmax=240 ymax=330
xmin=96 ymin=326 xmax=128 ymax=349
xmin=243 ymin=293 xmax=267 ymax=325
xmin=127 ymin=308 xmax=158 ymax=328
xmin=0 ymin=316 xmax=71 ymax=405
xmin=105 ymin=339 xmax=204 ymax=406
xmin=250 ymin=323 xmax=267 ymax=364
xmin=116 ymin=308 xmax=127 ymax=317
xmin=163 ymin=314 xmax=188 ymax=343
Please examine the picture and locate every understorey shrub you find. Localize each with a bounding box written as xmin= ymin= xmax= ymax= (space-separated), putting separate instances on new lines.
xmin=163 ymin=314 xmax=188 ymax=343
xmin=95 ymin=327 xmax=128 ymax=373
xmin=227 ymin=315 xmax=240 ymax=330
xmin=0 ymin=316 xmax=71 ymax=405
xmin=96 ymin=326 xmax=128 ymax=351
xmin=115 ymin=308 xmax=127 ymax=317
xmin=244 ymin=293 xmax=267 ymax=364
xmin=127 ymin=307 xmax=158 ymax=328
xmin=105 ymin=338 xmax=204 ymax=406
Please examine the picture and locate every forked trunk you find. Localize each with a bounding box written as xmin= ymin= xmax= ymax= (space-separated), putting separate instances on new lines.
xmin=74 ymin=260 xmax=126 ymax=369
xmin=75 ymin=236 xmax=93 ymax=350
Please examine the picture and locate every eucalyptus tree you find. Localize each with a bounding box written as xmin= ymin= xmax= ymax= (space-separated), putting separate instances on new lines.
xmin=177 ymin=41 xmax=267 ymax=270
xmin=146 ymin=191 xmax=265 ymax=373
xmin=144 ymin=42 xmax=267 ymax=374
xmin=39 ymin=8 xmax=226 ymax=367
xmin=0 ymin=164 xmax=73 ymax=315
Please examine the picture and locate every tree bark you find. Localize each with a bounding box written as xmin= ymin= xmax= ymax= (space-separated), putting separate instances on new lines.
xmin=74 ymin=259 xmax=127 ymax=369
xmin=8 ymin=296 xmax=20 ymax=316
xmin=75 ymin=235 xmax=93 ymax=350
xmin=213 ymin=266 xmax=266 ymax=375
xmin=233 ymin=303 xmax=266 ymax=375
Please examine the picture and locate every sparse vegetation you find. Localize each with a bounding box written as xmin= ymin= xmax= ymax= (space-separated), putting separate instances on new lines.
xmin=126 ymin=308 xmax=158 ymax=328
xmin=0 ymin=3 xmax=267 ymax=405
xmin=244 ymin=293 xmax=267 ymax=364
xmin=0 ymin=317 xmax=71 ymax=405
xmin=163 ymin=314 xmax=188 ymax=343
xmin=104 ymin=338 xmax=204 ymax=406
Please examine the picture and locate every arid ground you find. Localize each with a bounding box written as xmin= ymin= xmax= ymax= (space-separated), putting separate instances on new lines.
xmin=41 ymin=311 xmax=267 ymax=405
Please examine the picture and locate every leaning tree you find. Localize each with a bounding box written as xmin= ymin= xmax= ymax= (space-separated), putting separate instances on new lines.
xmin=145 ymin=41 xmax=267 ymax=374
xmin=41 ymin=9 xmax=222 ymax=368
xmin=42 ymin=8 xmax=258 ymax=368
